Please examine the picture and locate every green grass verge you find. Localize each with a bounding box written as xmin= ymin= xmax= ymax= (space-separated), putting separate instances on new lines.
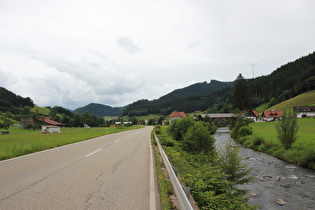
xmin=151 ymin=131 xmax=173 ymax=209
xmin=243 ymin=118 xmax=315 ymax=169
xmin=0 ymin=126 xmax=143 ymax=160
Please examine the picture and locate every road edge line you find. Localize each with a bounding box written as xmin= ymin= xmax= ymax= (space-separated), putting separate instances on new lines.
xmin=149 ymin=136 xmax=157 ymax=210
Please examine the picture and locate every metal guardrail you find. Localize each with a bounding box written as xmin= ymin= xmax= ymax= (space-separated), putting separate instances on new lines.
xmin=154 ymin=133 xmax=193 ymax=210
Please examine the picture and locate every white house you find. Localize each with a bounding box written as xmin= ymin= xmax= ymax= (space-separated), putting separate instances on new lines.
xmin=294 ymin=106 xmax=315 ymax=118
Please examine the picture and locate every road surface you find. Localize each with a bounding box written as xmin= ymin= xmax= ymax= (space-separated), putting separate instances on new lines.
xmin=0 ymin=126 xmax=158 ymax=209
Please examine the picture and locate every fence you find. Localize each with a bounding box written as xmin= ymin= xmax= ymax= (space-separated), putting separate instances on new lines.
xmin=154 ymin=133 xmax=193 ymax=210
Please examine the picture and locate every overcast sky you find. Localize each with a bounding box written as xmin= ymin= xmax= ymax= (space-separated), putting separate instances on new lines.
xmin=1 ymin=0 xmax=315 ymax=110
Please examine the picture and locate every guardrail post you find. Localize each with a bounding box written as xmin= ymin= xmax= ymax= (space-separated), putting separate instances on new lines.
xmin=182 ymin=186 xmax=190 ymax=200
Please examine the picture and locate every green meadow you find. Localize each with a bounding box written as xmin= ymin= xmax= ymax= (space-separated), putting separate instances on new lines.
xmin=244 ymin=118 xmax=315 ymax=169
xmin=0 ymin=126 xmax=143 ymax=160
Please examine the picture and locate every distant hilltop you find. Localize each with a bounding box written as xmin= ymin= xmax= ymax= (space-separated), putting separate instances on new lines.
xmin=73 ymin=103 xmax=123 ymax=117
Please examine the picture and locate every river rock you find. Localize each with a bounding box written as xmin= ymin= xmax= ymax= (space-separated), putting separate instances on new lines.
xmin=250 ymin=193 xmax=257 ymax=197
xmin=276 ymin=199 xmax=286 ymax=206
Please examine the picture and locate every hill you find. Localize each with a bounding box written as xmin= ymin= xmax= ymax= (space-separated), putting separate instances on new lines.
xmin=248 ymin=52 xmax=315 ymax=107
xmin=30 ymin=106 xmax=51 ymax=115
xmin=122 ymin=51 xmax=315 ymax=116
xmin=0 ymin=87 xmax=34 ymax=113
xmin=74 ymin=103 xmax=123 ymax=116
xmin=122 ymin=80 xmax=233 ymax=116
xmin=159 ymin=80 xmax=233 ymax=101
xmin=268 ymin=90 xmax=315 ymax=112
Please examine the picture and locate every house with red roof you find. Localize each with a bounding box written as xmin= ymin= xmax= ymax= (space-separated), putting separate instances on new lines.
xmin=169 ymin=112 xmax=186 ymax=124
xmin=245 ymin=109 xmax=259 ymax=121
xmin=261 ymin=110 xmax=283 ymax=121
xmin=20 ymin=116 xmax=62 ymax=129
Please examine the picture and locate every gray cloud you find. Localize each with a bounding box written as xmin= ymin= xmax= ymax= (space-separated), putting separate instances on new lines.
xmin=0 ymin=0 xmax=314 ymax=110
xmin=117 ymin=37 xmax=141 ymax=54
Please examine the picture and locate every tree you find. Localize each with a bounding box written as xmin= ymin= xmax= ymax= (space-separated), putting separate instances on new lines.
xmin=217 ymin=140 xmax=253 ymax=186
xmin=275 ymin=112 xmax=299 ymax=150
xmin=168 ymin=117 xmax=195 ymax=141
xmin=232 ymin=74 xmax=250 ymax=110
xmin=182 ymin=122 xmax=215 ymax=156
xmin=20 ymin=106 xmax=31 ymax=115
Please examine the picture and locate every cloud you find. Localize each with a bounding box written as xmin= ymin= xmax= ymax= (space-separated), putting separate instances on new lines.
xmin=117 ymin=37 xmax=141 ymax=54
xmin=0 ymin=0 xmax=315 ymax=110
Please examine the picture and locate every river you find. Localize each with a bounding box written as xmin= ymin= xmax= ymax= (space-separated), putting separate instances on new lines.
xmin=214 ymin=127 xmax=315 ymax=210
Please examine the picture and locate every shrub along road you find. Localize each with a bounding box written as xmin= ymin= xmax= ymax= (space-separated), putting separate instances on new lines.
xmin=0 ymin=127 xmax=158 ymax=209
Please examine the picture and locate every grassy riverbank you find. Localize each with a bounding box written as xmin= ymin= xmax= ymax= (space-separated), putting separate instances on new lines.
xmin=241 ymin=118 xmax=315 ymax=169
xmin=0 ymin=126 xmax=143 ymax=160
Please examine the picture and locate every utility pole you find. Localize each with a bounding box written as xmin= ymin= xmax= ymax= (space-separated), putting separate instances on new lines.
xmin=249 ymin=63 xmax=258 ymax=79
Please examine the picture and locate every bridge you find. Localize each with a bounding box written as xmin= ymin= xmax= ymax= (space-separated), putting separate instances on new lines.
xmin=200 ymin=113 xmax=238 ymax=127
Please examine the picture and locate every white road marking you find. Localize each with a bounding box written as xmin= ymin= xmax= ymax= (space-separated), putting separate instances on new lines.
xmin=115 ymin=139 xmax=121 ymax=142
xmin=85 ymin=149 xmax=101 ymax=157
xmin=149 ymin=138 xmax=157 ymax=210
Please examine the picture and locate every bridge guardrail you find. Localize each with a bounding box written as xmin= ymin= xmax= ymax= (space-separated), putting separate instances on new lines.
xmin=154 ymin=133 xmax=193 ymax=210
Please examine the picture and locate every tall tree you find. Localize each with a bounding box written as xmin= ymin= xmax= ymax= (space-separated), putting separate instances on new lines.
xmin=275 ymin=111 xmax=299 ymax=150
xmin=232 ymin=74 xmax=250 ymax=110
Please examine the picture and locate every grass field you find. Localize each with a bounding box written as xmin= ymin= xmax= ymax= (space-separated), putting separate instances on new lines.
xmin=30 ymin=106 xmax=51 ymax=115
xmin=0 ymin=126 xmax=143 ymax=160
xmin=245 ymin=118 xmax=315 ymax=169
xmin=269 ymin=90 xmax=315 ymax=112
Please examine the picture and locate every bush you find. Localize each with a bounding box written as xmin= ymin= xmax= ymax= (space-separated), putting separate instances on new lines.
xmin=182 ymin=122 xmax=215 ymax=156
xmin=230 ymin=117 xmax=248 ymax=140
xmin=154 ymin=125 xmax=162 ymax=134
xmin=168 ymin=117 xmax=195 ymax=141
xmin=253 ymin=136 xmax=264 ymax=146
xmin=237 ymin=136 xmax=247 ymax=144
xmin=300 ymin=149 xmax=315 ymax=169
xmin=238 ymin=126 xmax=252 ymax=137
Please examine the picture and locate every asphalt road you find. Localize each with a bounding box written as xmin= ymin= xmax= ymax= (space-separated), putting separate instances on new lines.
xmin=0 ymin=126 xmax=158 ymax=209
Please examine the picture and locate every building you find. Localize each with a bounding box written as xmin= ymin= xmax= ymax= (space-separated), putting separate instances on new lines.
xmin=20 ymin=116 xmax=62 ymax=129
xmin=245 ymin=109 xmax=259 ymax=121
xmin=293 ymin=106 xmax=315 ymax=118
xmin=261 ymin=110 xmax=283 ymax=121
xmin=41 ymin=125 xmax=60 ymax=134
xmin=169 ymin=112 xmax=186 ymax=124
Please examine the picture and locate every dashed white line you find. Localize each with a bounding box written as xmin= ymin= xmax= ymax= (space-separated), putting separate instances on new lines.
xmin=115 ymin=139 xmax=121 ymax=142
xmin=85 ymin=149 xmax=101 ymax=157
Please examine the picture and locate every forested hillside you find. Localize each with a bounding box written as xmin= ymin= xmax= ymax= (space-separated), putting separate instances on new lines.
xmin=122 ymin=80 xmax=233 ymax=116
xmin=123 ymin=51 xmax=315 ymax=116
xmin=0 ymin=87 xmax=34 ymax=113
xmin=248 ymin=52 xmax=315 ymax=107
xmin=74 ymin=103 xmax=123 ymax=116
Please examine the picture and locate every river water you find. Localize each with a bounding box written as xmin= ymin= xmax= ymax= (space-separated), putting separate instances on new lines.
xmin=214 ymin=127 xmax=315 ymax=210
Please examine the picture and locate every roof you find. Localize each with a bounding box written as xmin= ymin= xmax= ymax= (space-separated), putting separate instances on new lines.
xmin=294 ymin=106 xmax=315 ymax=112
xmin=201 ymin=113 xmax=235 ymax=118
xmin=169 ymin=112 xmax=186 ymax=119
xmin=43 ymin=117 xmax=62 ymax=125
xmin=245 ymin=109 xmax=259 ymax=117
xmin=252 ymin=110 xmax=259 ymax=117
xmin=262 ymin=110 xmax=283 ymax=118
